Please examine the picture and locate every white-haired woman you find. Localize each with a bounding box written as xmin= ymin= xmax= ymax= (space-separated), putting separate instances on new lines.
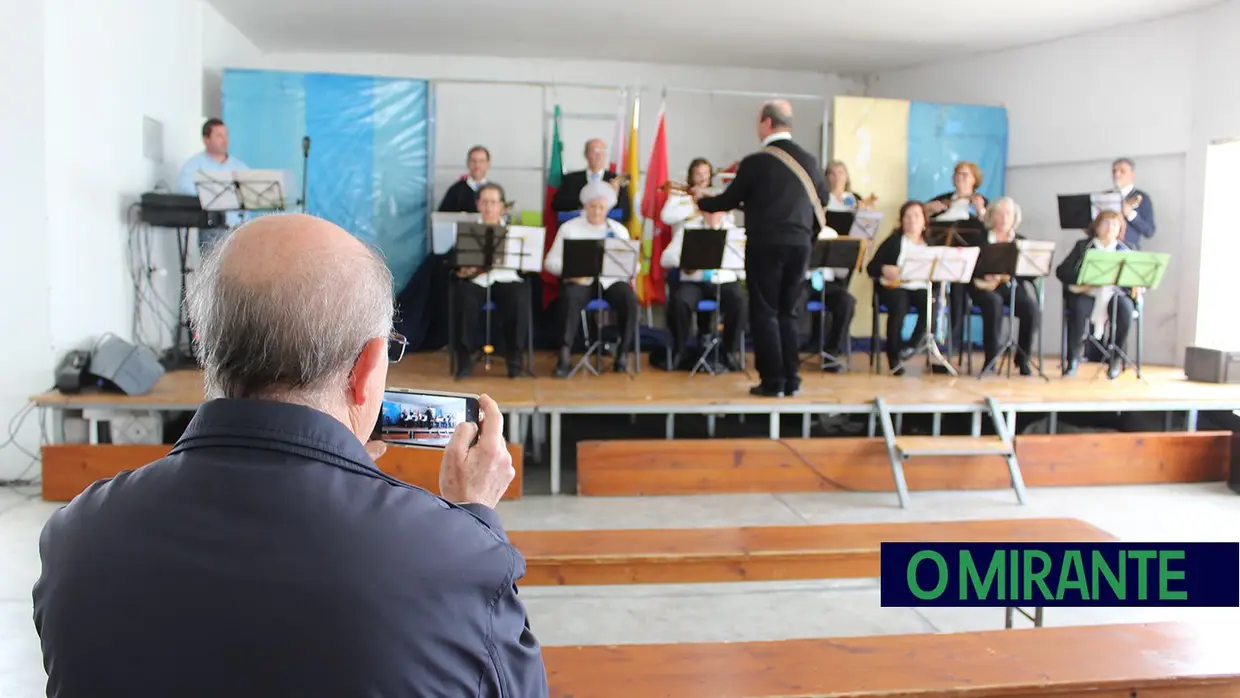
xmin=544 ymin=180 xmax=639 ymax=377
xmin=971 ymin=196 xmax=1040 ymax=375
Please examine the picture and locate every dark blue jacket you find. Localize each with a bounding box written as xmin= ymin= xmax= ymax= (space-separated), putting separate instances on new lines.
xmin=32 ymin=398 xmax=547 ymax=698
xmin=1121 ymin=188 xmax=1156 ymax=249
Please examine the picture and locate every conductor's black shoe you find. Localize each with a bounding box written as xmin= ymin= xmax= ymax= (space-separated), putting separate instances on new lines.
xmin=554 ymin=348 xmax=572 ymax=378
xmin=786 ymin=377 xmax=802 ymax=396
xmin=1017 ymin=359 xmax=1032 ymax=376
xmin=749 ymin=384 xmax=784 ymax=398
xmin=507 ymin=356 xmax=522 ymax=378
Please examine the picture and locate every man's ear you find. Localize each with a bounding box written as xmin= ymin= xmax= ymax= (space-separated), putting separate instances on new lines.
xmin=348 ymin=336 xmax=388 ymax=406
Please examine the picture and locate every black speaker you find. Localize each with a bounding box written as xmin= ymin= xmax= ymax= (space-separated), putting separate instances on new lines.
xmin=88 ymin=336 xmax=166 ymax=396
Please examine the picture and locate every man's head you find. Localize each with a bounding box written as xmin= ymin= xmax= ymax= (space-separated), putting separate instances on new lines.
xmin=202 ymin=118 xmax=228 ymax=157
xmin=585 ymin=138 xmax=608 ymax=173
xmin=476 ymin=182 xmax=506 ymax=224
xmin=580 ymin=180 xmax=617 ymax=225
xmin=467 ymin=146 xmax=491 ymax=182
xmin=1112 ymin=158 xmax=1135 ymax=190
xmin=757 ymin=100 xmax=793 ymax=141
xmin=187 ymin=214 xmax=395 ymax=443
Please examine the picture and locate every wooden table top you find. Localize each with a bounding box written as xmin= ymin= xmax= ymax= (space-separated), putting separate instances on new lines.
xmin=543 ymin=622 xmax=1240 ymax=697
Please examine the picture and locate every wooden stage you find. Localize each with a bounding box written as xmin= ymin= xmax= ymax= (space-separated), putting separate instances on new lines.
xmin=30 ymin=350 xmax=1240 ymax=497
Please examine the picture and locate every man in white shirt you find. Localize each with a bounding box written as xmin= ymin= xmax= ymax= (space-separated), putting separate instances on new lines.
xmin=544 ymin=181 xmax=638 ymax=376
xmin=660 ymin=210 xmax=746 ymax=371
xmin=439 ymin=146 xmax=494 ymax=213
xmin=550 ymin=139 xmax=632 ymax=223
xmin=177 ymin=118 xmax=248 ymax=253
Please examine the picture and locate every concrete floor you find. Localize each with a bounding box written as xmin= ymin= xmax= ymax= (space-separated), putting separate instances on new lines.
xmin=2 ymin=482 xmax=1239 ymax=697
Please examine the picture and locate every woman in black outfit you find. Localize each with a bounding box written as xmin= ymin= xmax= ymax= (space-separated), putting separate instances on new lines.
xmin=1056 ymin=209 xmax=1135 ymax=379
xmin=970 ymin=196 xmax=1041 ymax=375
xmin=867 ymin=200 xmax=933 ymax=375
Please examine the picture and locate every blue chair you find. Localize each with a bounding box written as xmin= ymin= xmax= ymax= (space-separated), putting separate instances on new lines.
xmin=447 ymin=280 xmax=536 ymax=379
xmin=570 ymin=296 xmax=641 ymax=378
xmin=665 ymin=269 xmax=746 ymax=377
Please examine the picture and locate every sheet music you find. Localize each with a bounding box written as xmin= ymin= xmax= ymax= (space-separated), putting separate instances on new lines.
xmin=722 ymin=228 xmax=746 ymax=270
xmin=235 ymin=170 xmax=288 ymax=210
xmin=431 ymin=212 xmax=476 ymax=255
xmin=194 ymin=171 xmax=241 ymax=211
xmin=898 ymin=245 xmax=938 ymax=283
xmin=1090 ymin=191 xmax=1122 ymax=220
xmin=931 ymin=245 xmax=980 ymax=282
xmin=1015 ymin=240 xmax=1056 ymax=277
xmin=602 ymin=238 xmax=641 ymax=279
xmin=848 ymin=210 xmax=883 ymax=239
xmin=502 ymin=226 xmax=546 ymax=273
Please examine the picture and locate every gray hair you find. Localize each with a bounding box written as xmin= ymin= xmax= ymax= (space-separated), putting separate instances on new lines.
xmin=580 ymin=180 xmax=618 ymax=209
xmin=984 ymin=196 xmax=1022 ymax=232
xmin=186 ymin=222 xmax=394 ymax=410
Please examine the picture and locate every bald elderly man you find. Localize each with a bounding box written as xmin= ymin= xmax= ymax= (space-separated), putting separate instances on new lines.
xmin=551 ymin=138 xmax=632 ymax=223
xmin=32 ymin=215 xmax=547 ymax=698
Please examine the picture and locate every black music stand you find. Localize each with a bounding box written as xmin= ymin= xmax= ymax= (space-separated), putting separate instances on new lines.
xmin=1057 ymin=194 xmax=1093 ymax=230
xmin=804 ymin=237 xmax=864 ymax=372
xmin=450 ymin=223 xmax=533 ymax=377
xmin=970 ymin=242 xmax=1047 ymax=380
xmin=561 ymin=239 xmax=609 ymax=378
xmin=825 ymin=211 xmax=855 ymax=235
xmin=679 ymin=228 xmax=747 ymax=378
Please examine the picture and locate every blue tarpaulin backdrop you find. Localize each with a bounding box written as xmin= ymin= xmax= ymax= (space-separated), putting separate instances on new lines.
xmin=222 ymin=69 xmax=430 ymax=288
xmin=906 ymin=102 xmax=1008 ymax=202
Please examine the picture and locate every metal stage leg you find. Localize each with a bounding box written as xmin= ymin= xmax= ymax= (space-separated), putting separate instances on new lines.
xmin=802 ymin=413 xmax=811 ymax=438
xmin=706 ymin=414 xmax=716 ymax=438
xmin=666 ymin=414 xmax=675 ymax=440
xmin=1187 ymin=409 xmax=1198 ymax=432
xmin=550 ymin=411 xmax=562 ymax=495
xmin=769 ymin=412 xmax=780 ymax=439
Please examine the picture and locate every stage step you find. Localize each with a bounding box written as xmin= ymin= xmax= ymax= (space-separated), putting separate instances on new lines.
xmin=509 ymin=517 xmax=1114 ymax=586
xmin=542 ymin=622 xmax=1240 ymax=698
xmin=574 ymin=432 xmax=1230 ymax=496
xmin=894 ymin=435 xmax=1012 ymax=457
xmin=876 ymin=396 xmax=1027 ymax=508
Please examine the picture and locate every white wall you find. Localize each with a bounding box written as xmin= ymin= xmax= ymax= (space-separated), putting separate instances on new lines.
xmin=202 ymin=1 xmax=261 ymax=118
xmin=214 ymin=51 xmax=861 ymax=216
xmin=865 ymin=13 xmax=1203 ymax=365
xmin=44 ymin=0 xmax=206 ymax=355
xmin=0 ymin=0 xmax=50 ymax=480
xmin=0 ymin=0 xmax=207 ymax=478
xmin=1185 ymin=0 xmax=1240 ymax=351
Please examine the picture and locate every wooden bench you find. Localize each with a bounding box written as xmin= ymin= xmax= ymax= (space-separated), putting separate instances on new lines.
xmin=510 ymin=517 xmax=1115 ymax=587
xmin=576 ymin=431 xmax=1230 ymax=496
xmin=542 ymin=621 xmax=1240 ymax=697
xmin=40 ymin=442 xmax=524 ymax=501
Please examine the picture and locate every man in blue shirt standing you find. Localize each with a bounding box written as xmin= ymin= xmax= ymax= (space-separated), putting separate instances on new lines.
xmin=177 ymin=118 xmax=248 ymax=253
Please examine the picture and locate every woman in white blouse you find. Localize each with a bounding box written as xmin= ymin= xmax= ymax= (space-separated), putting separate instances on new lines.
xmin=544 ymin=181 xmax=639 ymax=377
xmin=659 ymin=158 xmax=745 ymax=370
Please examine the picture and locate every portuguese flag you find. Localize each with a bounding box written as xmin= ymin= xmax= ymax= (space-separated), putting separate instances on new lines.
xmin=540 ymin=105 xmax=564 ymax=309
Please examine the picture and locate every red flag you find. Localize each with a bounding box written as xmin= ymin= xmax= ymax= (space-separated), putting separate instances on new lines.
xmin=540 ymin=105 xmax=565 ymax=309
xmin=639 ymin=104 xmax=671 ymax=305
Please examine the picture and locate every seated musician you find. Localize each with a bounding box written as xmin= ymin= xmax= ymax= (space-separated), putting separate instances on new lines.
xmin=450 ymin=182 xmax=530 ymax=379
xmin=544 ymin=181 xmax=639 ymax=377
xmin=802 ymin=159 xmax=863 ymax=369
xmin=660 ymin=162 xmax=745 ymax=371
xmin=866 ymin=201 xmax=933 ymax=375
xmin=970 ymin=197 xmax=1040 ymax=376
xmin=1056 ymin=210 xmax=1135 ymax=379
xmin=924 ymin=160 xmax=988 ymax=353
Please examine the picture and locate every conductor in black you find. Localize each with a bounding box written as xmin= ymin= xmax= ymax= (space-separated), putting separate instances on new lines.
xmin=696 ymin=100 xmax=828 ymax=397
